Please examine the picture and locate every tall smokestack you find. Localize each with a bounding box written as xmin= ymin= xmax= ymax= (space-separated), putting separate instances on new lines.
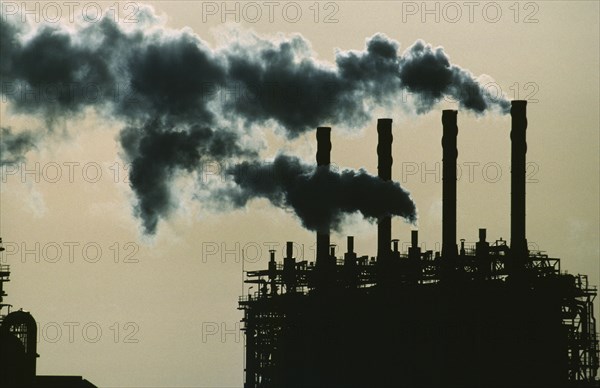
xmin=442 ymin=110 xmax=458 ymax=260
xmin=510 ymin=101 xmax=528 ymax=258
xmin=283 ymin=241 xmax=296 ymax=292
xmin=377 ymin=118 xmax=393 ymax=261
xmin=316 ymin=127 xmax=331 ymax=267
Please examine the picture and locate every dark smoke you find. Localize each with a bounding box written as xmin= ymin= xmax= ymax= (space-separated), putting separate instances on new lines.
xmin=225 ymin=154 xmax=417 ymax=232
xmin=0 ymin=127 xmax=38 ymax=166
xmin=223 ymin=34 xmax=509 ymax=135
xmin=0 ymin=8 xmax=508 ymax=233
xmin=0 ymin=12 xmax=509 ymax=127
xmin=119 ymin=118 xmax=255 ymax=234
xmin=397 ymin=40 xmax=509 ymax=113
xmin=0 ymin=20 xmax=118 ymax=119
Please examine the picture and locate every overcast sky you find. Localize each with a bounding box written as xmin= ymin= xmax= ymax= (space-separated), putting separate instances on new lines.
xmin=1 ymin=1 xmax=598 ymax=387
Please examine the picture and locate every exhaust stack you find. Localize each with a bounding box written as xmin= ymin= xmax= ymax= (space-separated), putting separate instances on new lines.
xmin=316 ymin=127 xmax=332 ymax=267
xmin=511 ymin=101 xmax=528 ymax=258
xmin=442 ymin=110 xmax=458 ymax=259
xmin=377 ymin=118 xmax=393 ymax=261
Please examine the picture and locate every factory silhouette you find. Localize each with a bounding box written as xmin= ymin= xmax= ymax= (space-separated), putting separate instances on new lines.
xmin=238 ymin=101 xmax=600 ymax=387
xmin=0 ymin=101 xmax=597 ymax=387
xmin=0 ymin=241 xmax=96 ymax=387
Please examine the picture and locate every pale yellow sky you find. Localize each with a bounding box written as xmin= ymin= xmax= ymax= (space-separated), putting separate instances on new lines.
xmin=1 ymin=1 xmax=598 ymax=387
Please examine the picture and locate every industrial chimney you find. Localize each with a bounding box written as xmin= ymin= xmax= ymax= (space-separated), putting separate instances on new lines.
xmin=283 ymin=241 xmax=296 ymax=292
xmin=377 ymin=118 xmax=393 ymax=261
xmin=510 ymin=101 xmax=528 ymax=259
xmin=442 ymin=110 xmax=458 ymax=260
xmin=316 ymin=127 xmax=332 ymax=268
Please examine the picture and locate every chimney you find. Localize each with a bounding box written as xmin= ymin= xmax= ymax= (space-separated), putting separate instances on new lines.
xmin=479 ymin=228 xmax=487 ymax=243
xmin=392 ymin=239 xmax=399 ymax=253
xmin=283 ymin=241 xmax=296 ymax=292
xmin=476 ymin=228 xmax=491 ymax=279
xmin=510 ymin=101 xmax=528 ymax=258
xmin=316 ymin=127 xmax=331 ymax=267
xmin=377 ymin=118 xmax=393 ymax=261
xmin=268 ymin=249 xmax=277 ymax=295
xmin=411 ymin=230 xmax=419 ymax=248
xmin=347 ymin=236 xmax=354 ymax=254
xmin=408 ymin=231 xmax=420 ymax=261
xmin=442 ymin=110 xmax=458 ymax=260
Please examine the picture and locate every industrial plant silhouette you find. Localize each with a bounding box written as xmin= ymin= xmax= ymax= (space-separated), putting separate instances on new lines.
xmin=238 ymin=101 xmax=600 ymax=388
xmin=0 ymin=101 xmax=598 ymax=388
xmin=0 ymin=241 xmax=96 ymax=387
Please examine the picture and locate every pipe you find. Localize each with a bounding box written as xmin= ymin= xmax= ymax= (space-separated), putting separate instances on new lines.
xmin=344 ymin=238 xmax=358 ymax=286
xmin=316 ymin=127 xmax=331 ymax=267
xmin=347 ymin=236 xmax=354 ymax=254
xmin=344 ymin=237 xmax=357 ymax=268
xmin=442 ymin=110 xmax=458 ymax=259
xmin=476 ymin=228 xmax=491 ymax=279
xmin=479 ymin=228 xmax=487 ymax=243
xmin=377 ymin=118 xmax=393 ymax=261
xmin=284 ymin=241 xmax=296 ymax=292
xmin=268 ymin=249 xmax=277 ymax=295
xmin=510 ymin=100 xmax=528 ymax=257
xmin=408 ymin=230 xmax=421 ymax=261
xmin=316 ymin=126 xmax=331 ymax=166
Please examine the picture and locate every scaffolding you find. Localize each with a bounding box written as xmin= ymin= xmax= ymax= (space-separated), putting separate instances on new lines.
xmin=0 ymin=239 xmax=12 ymax=326
xmin=239 ymin=235 xmax=599 ymax=387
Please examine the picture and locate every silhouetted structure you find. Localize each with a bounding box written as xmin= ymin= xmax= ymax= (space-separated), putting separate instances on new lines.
xmin=238 ymin=101 xmax=599 ymax=387
xmin=0 ymin=239 xmax=96 ymax=388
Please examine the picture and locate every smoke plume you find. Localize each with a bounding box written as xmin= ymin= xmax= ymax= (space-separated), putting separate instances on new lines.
xmin=0 ymin=7 xmax=508 ymax=233
xmin=0 ymin=127 xmax=38 ymax=166
xmin=225 ymin=155 xmax=417 ymax=232
xmin=119 ymin=118 xmax=255 ymax=234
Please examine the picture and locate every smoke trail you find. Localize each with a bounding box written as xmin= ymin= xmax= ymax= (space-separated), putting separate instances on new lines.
xmin=0 ymin=7 xmax=508 ymax=233
xmin=222 ymin=33 xmax=509 ymax=135
xmin=119 ymin=118 xmax=255 ymax=234
xmin=0 ymin=11 xmax=509 ymax=127
xmin=225 ymin=154 xmax=417 ymax=232
xmin=397 ymin=40 xmax=509 ymax=113
xmin=0 ymin=127 xmax=38 ymax=166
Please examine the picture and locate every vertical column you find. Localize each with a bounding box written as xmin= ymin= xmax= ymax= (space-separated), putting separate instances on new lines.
xmin=510 ymin=100 xmax=528 ymax=259
xmin=316 ymin=127 xmax=331 ymax=268
xmin=377 ymin=118 xmax=393 ymax=261
xmin=442 ymin=110 xmax=458 ymax=260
